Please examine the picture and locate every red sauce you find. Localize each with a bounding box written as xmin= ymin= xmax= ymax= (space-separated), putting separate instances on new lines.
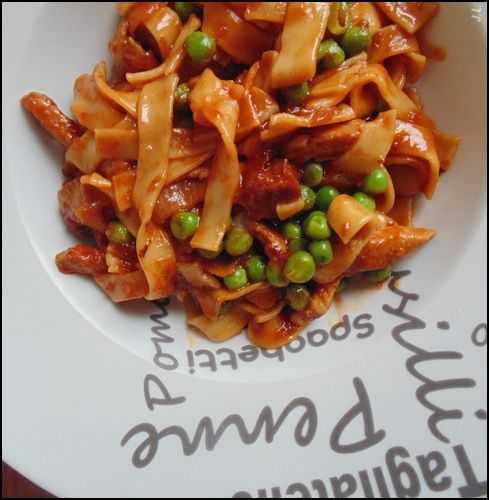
xmin=377 ymin=2 xmax=440 ymax=37
xmin=245 ymin=221 xmax=289 ymax=264
xmin=248 ymin=313 xmax=299 ymax=349
xmin=417 ymin=22 xmax=448 ymax=61
xmin=245 ymin=286 xmax=281 ymax=310
xmin=99 ymin=160 xmax=134 ymax=179
xmin=110 ymin=242 xmax=139 ymax=273
xmin=421 ymin=42 xmax=447 ymax=61
xmin=405 ymin=110 xmax=436 ymax=129
xmin=393 ymin=120 xmax=431 ymax=155
xmin=369 ymin=25 xmax=417 ymax=63
xmin=55 ymin=245 xmax=107 ymax=275
xmin=126 ymin=2 xmax=165 ymax=37
xmin=153 ymin=179 xmax=206 ymax=224
xmin=239 ymin=156 xmax=300 ymax=220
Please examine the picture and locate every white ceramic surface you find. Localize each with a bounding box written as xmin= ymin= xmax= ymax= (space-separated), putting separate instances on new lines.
xmin=3 ymin=3 xmax=487 ymax=498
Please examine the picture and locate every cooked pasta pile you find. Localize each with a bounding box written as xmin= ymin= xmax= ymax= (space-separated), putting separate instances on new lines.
xmin=22 ymin=2 xmax=459 ymax=348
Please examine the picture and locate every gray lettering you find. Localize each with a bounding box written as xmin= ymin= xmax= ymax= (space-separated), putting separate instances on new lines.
xmin=285 ymin=483 xmax=312 ymax=498
xmin=373 ymin=466 xmax=391 ymax=497
xmin=415 ymin=375 xmax=475 ymax=443
xmin=261 ymin=348 xmax=285 ymax=362
xmin=306 ymin=329 xmax=329 ymax=348
xmin=238 ymin=345 xmax=260 ymax=362
xmin=121 ymin=397 xmax=317 ymax=468
xmin=386 ymin=446 xmax=421 ymax=498
xmin=150 ymin=299 xmax=172 ymax=341
xmin=143 ymin=374 xmax=185 ymax=410
xmin=121 ymin=423 xmax=159 ymax=468
xmin=311 ymin=479 xmax=328 ymax=498
xmin=416 ymin=451 xmax=451 ymax=492
xmin=475 ymin=409 xmax=487 ymax=420
xmin=186 ymin=350 xmax=195 ymax=374
xmin=383 ymin=271 xmax=477 ymax=443
xmin=471 ymin=323 xmax=487 ymax=347
xmin=271 ymin=487 xmax=282 ymax=498
xmin=331 ymin=474 xmax=357 ymax=498
xmin=152 ymin=338 xmax=178 ymax=370
xmin=285 ymin=336 xmax=306 ymax=354
xmin=194 ymin=349 xmax=217 ymax=371
xmin=216 ymin=347 xmax=238 ymax=370
xmin=330 ymin=377 xmax=386 ymax=454
xmin=353 ymin=314 xmax=375 ymax=339
xmin=453 ymin=444 xmax=487 ymax=498
xmin=330 ymin=315 xmax=351 ymax=341
xmin=358 ymin=469 xmax=375 ymax=498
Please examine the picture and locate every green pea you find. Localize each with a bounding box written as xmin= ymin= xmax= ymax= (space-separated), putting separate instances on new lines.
xmin=317 ymin=40 xmax=331 ymax=60
xmin=284 ymin=250 xmax=316 ymax=284
xmin=198 ymin=242 xmax=223 ymax=259
xmin=224 ymin=226 xmax=254 ymax=257
xmin=223 ymin=266 xmax=248 ymax=290
xmin=286 ymin=284 xmax=311 ymax=311
xmin=308 ymin=240 xmax=333 ymax=265
xmin=317 ymin=39 xmax=346 ymax=69
xmin=282 ymin=222 xmax=303 ymax=240
xmin=174 ymin=2 xmax=195 ymax=22
xmin=362 ymin=167 xmax=389 ymax=194
xmin=174 ymin=83 xmax=190 ymax=109
xmin=266 ymin=261 xmax=289 ymax=288
xmin=106 ymin=220 xmax=131 ymax=244
xmin=185 ymin=31 xmax=216 ymax=64
xmin=340 ymin=26 xmax=371 ymax=57
xmin=365 ymin=266 xmax=392 ymax=283
xmin=302 ymin=211 xmax=331 ymax=240
xmin=316 ymin=185 xmax=339 ymax=210
xmin=283 ymin=81 xmax=310 ymax=107
xmin=245 ymin=255 xmax=266 ymax=283
xmin=302 ymin=162 xmax=324 ymax=187
xmin=170 ymin=211 xmax=200 ymax=240
xmin=288 ymin=237 xmax=308 ymax=253
xmin=300 ymin=185 xmax=317 ymax=211
xmin=353 ymin=192 xmax=376 ymax=212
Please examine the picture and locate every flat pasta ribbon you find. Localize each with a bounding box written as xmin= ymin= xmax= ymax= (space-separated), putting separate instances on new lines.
xmin=315 ymin=208 xmax=387 ymax=284
xmin=387 ymin=119 xmax=440 ymax=198
xmin=202 ymin=3 xmax=274 ymax=65
xmin=331 ymin=110 xmax=397 ymax=212
xmin=270 ymin=2 xmax=330 ymax=88
xmin=309 ymin=60 xmax=417 ymax=119
xmin=189 ymin=69 xmax=242 ymax=252
xmin=126 ymin=14 xmax=201 ymax=85
xmin=136 ymin=221 xmax=176 ymax=300
xmin=133 ymin=74 xmax=178 ymax=224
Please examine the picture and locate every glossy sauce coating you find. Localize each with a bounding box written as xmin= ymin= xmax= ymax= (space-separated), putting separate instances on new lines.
xmin=153 ymin=179 xmax=206 ymax=223
xmin=21 ymin=92 xmax=83 ymax=147
xmin=240 ymin=157 xmax=300 ymax=219
xmin=350 ymin=224 xmax=435 ymax=273
xmin=56 ymin=245 xmax=107 ymax=275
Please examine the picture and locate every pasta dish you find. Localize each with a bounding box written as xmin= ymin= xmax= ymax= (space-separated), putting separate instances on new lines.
xmin=21 ymin=2 xmax=459 ymax=348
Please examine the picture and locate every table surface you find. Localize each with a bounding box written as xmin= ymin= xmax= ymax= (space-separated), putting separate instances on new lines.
xmin=2 ymin=463 xmax=54 ymax=498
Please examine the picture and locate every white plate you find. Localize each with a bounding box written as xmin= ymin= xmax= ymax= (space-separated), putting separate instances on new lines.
xmin=2 ymin=2 xmax=487 ymax=497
